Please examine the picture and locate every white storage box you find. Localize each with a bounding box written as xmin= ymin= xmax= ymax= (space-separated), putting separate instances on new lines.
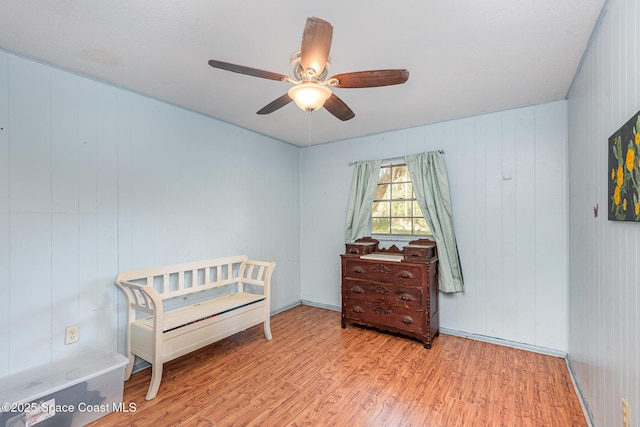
xmin=0 ymin=351 xmax=129 ymax=427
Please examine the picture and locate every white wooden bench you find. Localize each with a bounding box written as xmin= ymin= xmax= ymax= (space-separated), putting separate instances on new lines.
xmin=115 ymin=255 xmax=275 ymax=400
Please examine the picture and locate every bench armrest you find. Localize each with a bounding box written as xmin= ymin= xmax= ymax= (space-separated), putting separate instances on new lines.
xmin=116 ymin=280 xmax=164 ymax=322
xmin=240 ymin=260 xmax=276 ymax=294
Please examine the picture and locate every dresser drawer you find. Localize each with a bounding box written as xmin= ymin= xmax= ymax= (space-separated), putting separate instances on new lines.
xmin=343 ymin=259 xmax=423 ymax=286
xmin=402 ymin=244 xmax=436 ymax=262
xmin=343 ymin=279 xmax=422 ymax=309
xmin=343 ymin=300 xmax=424 ymax=334
xmin=345 ymin=241 xmax=378 ymax=256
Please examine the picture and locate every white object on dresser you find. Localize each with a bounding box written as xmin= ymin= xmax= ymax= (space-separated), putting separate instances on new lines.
xmin=116 ymin=255 xmax=275 ymax=400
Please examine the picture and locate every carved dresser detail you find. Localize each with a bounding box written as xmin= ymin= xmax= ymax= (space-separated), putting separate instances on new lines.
xmin=341 ymin=237 xmax=439 ymax=348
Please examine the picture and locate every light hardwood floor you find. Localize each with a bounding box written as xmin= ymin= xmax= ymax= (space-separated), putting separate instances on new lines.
xmin=92 ymin=305 xmax=587 ymax=426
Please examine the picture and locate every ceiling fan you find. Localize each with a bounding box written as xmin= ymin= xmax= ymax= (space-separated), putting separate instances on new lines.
xmin=208 ymin=17 xmax=409 ymax=121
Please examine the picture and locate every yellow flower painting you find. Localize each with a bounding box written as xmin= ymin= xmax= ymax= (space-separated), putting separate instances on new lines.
xmin=609 ymin=111 xmax=640 ymax=221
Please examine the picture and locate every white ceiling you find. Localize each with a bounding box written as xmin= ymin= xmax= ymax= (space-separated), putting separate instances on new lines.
xmin=0 ymin=1 xmax=604 ymax=147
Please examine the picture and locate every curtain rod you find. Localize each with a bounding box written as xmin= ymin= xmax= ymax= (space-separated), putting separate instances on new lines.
xmin=348 ymin=149 xmax=445 ymax=166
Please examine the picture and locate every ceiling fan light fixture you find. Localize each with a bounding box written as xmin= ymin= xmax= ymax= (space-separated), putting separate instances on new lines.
xmin=208 ymin=17 xmax=408 ymax=121
xmin=288 ymin=82 xmax=332 ymax=112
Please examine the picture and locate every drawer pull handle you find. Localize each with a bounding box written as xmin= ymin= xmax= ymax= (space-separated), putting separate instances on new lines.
xmin=399 ymin=293 xmax=415 ymax=301
xmin=350 ymin=286 xmax=365 ymax=294
xmin=352 ymin=266 xmax=365 ymax=274
xmin=401 ymin=316 xmax=415 ymax=324
xmin=373 ymin=306 xmax=391 ymax=316
xmin=372 ymin=285 xmax=390 ymax=294
xmin=348 ymin=248 xmax=359 ymax=254
xmin=352 ymin=306 xmax=364 ymax=313
xmin=398 ymin=271 xmax=414 ymax=279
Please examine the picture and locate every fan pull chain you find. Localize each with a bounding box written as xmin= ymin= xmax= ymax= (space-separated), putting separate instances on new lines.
xmin=307 ymin=110 xmax=312 ymax=148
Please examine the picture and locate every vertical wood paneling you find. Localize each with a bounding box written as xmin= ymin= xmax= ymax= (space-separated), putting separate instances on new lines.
xmin=567 ymin=0 xmax=639 ymax=425
xmin=442 ymin=122 xmax=468 ymax=331
xmin=8 ymin=56 xmax=53 ymax=372
xmin=51 ymin=69 xmax=79 ymax=213
xmin=472 ymin=118 xmax=489 ymax=334
xmin=78 ymin=213 xmax=99 ymax=348
xmin=0 ymin=51 xmax=9 ymax=212
xmin=0 ymin=212 xmax=8 ymax=375
xmin=8 ymin=56 xmax=51 ymax=213
xmin=0 ymin=51 xmax=9 ymax=376
xmin=113 ymin=89 xmax=135 ymax=272
xmin=51 ymin=213 xmax=79 ymax=359
xmin=50 ymin=69 xmax=80 ymax=360
xmin=78 ymin=78 xmax=98 ymax=216
xmin=514 ymin=109 xmax=536 ymax=344
xmin=484 ymin=113 xmax=505 ymax=338
xmin=118 ymin=92 xmax=155 ymax=269
xmin=94 ymin=83 xmax=119 ymax=319
xmin=501 ymin=110 xmax=518 ymax=341
xmin=534 ymin=103 xmax=566 ymax=351
xmin=9 ymin=214 xmax=52 ymax=371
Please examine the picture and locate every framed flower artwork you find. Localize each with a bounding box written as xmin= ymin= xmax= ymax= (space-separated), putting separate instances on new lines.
xmin=608 ymin=110 xmax=640 ymax=221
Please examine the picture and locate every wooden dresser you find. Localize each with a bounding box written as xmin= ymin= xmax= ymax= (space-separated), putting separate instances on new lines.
xmin=341 ymin=238 xmax=439 ymax=348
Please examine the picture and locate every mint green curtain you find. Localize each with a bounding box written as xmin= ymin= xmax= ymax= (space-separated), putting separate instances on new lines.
xmin=406 ymin=151 xmax=464 ymax=293
xmin=344 ymin=160 xmax=381 ymax=243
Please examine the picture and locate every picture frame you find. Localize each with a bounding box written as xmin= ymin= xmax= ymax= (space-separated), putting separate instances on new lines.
xmin=608 ymin=110 xmax=640 ymax=221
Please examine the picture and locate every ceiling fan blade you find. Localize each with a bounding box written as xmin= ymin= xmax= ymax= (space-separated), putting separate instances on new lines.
xmin=300 ymin=17 xmax=333 ymax=76
xmin=208 ymin=59 xmax=289 ymax=82
xmin=324 ymin=93 xmax=355 ymax=121
xmin=256 ymin=93 xmax=293 ymax=115
xmin=330 ymin=69 xmax=410 ymax=88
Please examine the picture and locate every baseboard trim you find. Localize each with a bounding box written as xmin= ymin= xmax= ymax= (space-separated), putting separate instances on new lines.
xmin=439 ymin=327 xmax=567 ymax=358
xmin=271 ymin=301 xmax=302 ymax=315
xmin=565 ymin=357 xmax=595 ymax=427
xmin=300 ymin=300 xmax=340 ymax=312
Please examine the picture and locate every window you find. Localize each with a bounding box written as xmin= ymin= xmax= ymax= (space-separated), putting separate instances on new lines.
xmin=371 ymin=163 xmax=432 ymax=236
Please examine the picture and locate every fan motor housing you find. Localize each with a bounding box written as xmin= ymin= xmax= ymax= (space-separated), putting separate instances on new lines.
xmin=290 ymin=50 xmax=330 ymax=81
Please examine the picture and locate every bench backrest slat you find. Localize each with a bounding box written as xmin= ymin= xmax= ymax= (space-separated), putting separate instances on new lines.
xmin=163 ymin=274 xmax=170 ymax=294
xmin=116 ymin=255 xmax=262 ymax=301
xmin=117 ymin=255 xmax=248 ymax=282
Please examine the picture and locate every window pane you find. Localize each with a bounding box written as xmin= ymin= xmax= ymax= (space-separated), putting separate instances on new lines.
xmin=413 ymin=200 xmax=423 ymax=217
xmin=391 ymin=183 xmax=412 ymax=199
xmin=413 ymin=217 xmax=431 ymax=234
xmin=391 ymin=218 xmax=412 ymax=234
xmin=371 ymin=201 xmax=389 ymax=217
xmin=391 ymin=200 xmax=411 ymax=217
xmin=374 ymin=183 xmax=390 ymax=201
xmin=392 ymin=165 xmax=410 ymax=182
xmin=372 ymin=218 xmax=390 ymax=234
xmin=378 ymin=167 xmax=392 ymax=184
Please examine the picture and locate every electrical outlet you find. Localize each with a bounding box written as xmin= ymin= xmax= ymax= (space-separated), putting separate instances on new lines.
xmin=64 ymin=326 xmax=79 ymax=344
xmin=622 ymin=398 xmax=629 ymax=427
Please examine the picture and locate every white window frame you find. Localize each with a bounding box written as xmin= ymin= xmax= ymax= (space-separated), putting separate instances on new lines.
xmin=369 ymin=162 xmax=432 ymax=240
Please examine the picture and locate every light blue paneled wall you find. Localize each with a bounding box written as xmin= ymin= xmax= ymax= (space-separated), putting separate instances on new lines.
xmin=566 ymin=0 xmax=639 ymax=425
xmin=301 ymin=101 xmax=568 ymax=352
xmin=0 ymin=52 xmax=9 ymax=380
xmin=0 ymin=51 xmax=301 ymax=375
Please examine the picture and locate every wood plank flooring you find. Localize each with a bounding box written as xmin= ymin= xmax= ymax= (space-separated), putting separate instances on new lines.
xmin=91 ymin=305 xmax=587 ymax=426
